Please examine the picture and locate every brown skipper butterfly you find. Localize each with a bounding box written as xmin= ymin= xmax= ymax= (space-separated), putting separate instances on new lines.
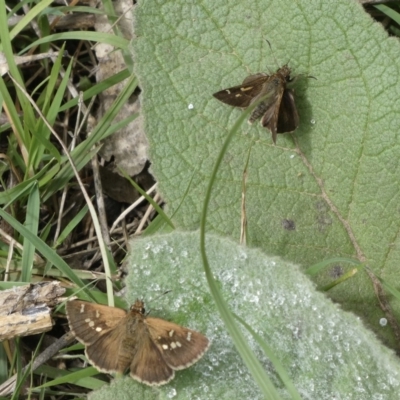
xmin=66 ymin=299 xmax=210 ymax=386
xmin=213 ymin=64 xmax=300 ymax=144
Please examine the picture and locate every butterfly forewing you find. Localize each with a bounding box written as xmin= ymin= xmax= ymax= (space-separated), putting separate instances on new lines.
xmin=66 ymin=301 xmax=126 ymax=345
xmin=66 ymin=301 xmax=129 ymax=372
xmin=213 ymin=75 xmax=270 ymax=108
xmin=146 ymin=317 xmax=210 ymax=370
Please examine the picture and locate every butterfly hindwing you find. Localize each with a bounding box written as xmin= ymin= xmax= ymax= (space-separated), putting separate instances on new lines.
xmin=85 ymin=317 xmax=131 ymax=373
xmin=277 ymin=89 xmax=299 ymax=133
xmin=260 ymin=82 xmax=285 ymax=143
xmin=129 ymin=324 xmax=175 ymax=386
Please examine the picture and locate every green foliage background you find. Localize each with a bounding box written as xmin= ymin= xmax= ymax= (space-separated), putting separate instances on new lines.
xmin=90 ymin=232 xmax=400 ymax=399
xmin=132 ymin=0 xmax=400 ymax=347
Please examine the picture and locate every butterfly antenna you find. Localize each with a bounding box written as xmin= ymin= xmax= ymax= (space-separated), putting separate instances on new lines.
xmin=265 ymin=39 xmax=280 ymax=70
xmin=146 ymin=290 xmax=172 ymax=315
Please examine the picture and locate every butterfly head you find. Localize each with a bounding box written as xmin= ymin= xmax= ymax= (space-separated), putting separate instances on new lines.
xmin=275 ymin=64 xmax=292 ymax=81
xmin=131 ymin=299 xmax=146 ymax=315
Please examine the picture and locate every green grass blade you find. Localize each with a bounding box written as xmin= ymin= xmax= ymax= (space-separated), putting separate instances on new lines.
xmin=200 ymin=103 xmax=284 ymax=399
xmin=22 ymin=32 xmax=129 ymax=53
xmin=6 ymin=0 xmax=53 ymax=44
xmin=374 ymin=4 xmax=400 ymax=25
xmin=0 ymin=208 xmax=87 ymax=290
xmin=21 ymin=182 xmax=40 ymax=282
xmin=305 ymin=256 xmax=361 ymax=276
xmin=234 ymin=314 xmax=302 ymax=400
xmin=53 ymin=205 xmax=89 ymax=248
xmin=33 ymin=366 xmax=105 ymax=390
xmin=59 ymin=69 xmax=131 ymax=112
xmin=42 ymin=75 xmax=138 ymax=200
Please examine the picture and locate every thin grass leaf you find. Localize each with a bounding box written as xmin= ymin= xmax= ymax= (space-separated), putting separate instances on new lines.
xmin=320 ymin=265 xmax=363 ymax=291
xmin=53 ymin=204 xmax=89 ymax=248
xmin=33 ymin=366 xmax=105 ymax=390
xmin=59 ymin=69 xmax=131 ymax=112
xmin=6 ymin=0 xmax=53 ymax=44
xmin=23 ymin=32 xmax=129 ymax=54
xmin=0 ymin=180 xmax=38 ymax=207
xmin=305 ymin=257 xmax=361 ymax=276
xmin=21 ymin=182 xmax=40 ymax=282
xmin=234 ymin=314 xmax=302 ymax=400
xmin=0 ymin=208 xmax=88 ymax=290
xmin=200 ymin=101 xmax=283 ymax=399
xmin=374 ymin=4 xmax=400 ymax=25
xmin=121 ymin=171 xmax=174 ymax=230
xmin=0 ymin=3 xmax=37 ymax=148
xmin=29 ymin=48 xmax=70 ymax=166
xmin=42 ymin=75 xmax=138 ymax=201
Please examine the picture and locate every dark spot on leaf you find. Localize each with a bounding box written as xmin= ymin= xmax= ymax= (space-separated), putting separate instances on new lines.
xmin=330 ymin=265 xmax=344 ymax=278
xmin=282 ymin=219 xmax=296 ymax=230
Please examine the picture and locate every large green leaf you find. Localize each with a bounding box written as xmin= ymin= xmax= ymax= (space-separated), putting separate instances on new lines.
xmin=89 ymin=231 xmax=400 ymax=399
xmin=132 ymin=0 xmax=400 ymax=346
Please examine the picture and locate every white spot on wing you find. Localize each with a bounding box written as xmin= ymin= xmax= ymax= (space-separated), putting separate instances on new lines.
xmin=80 ymin=304 xmax=85 ymax=313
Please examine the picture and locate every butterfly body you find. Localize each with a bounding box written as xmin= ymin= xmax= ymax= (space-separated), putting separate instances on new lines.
xmin=213 ymin=65 xmax=299 ymax=144
xmin=66 ymin=300 xmax=210 ymax=386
